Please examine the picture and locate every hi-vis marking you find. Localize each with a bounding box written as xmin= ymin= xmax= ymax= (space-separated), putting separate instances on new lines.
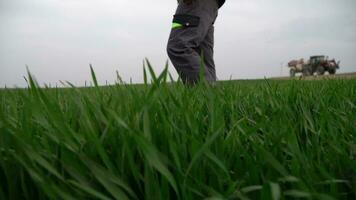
xmin=172 ymin=22 xmax=183 ymax=29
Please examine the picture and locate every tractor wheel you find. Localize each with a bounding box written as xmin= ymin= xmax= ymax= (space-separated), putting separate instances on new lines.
xmin=302 ymin=68 xmax=312 ymax=76
xmin=290 ymin=68 xmax=296 ymax=77
xmin=316 ymin=66 xmax=325 ymax=75
xmin=329 ymin=68 xmax=336 ymax=75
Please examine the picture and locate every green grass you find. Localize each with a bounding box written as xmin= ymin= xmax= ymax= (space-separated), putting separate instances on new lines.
xmin=0 ymin=65 xmax=355 ymax=200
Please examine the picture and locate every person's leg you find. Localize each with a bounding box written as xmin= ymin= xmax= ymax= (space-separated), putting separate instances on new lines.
xmin=167 ymin=0 xmax=218 ymax=85
xmin=200 ymin=24 xmax=217 ymax=83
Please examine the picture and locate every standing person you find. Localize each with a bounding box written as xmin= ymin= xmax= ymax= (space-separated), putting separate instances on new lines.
xmin=167 ymin=0 xmax=225 ymax=85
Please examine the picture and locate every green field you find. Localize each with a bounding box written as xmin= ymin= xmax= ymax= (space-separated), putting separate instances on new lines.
xmin=0 ymin=67 xmax=355 ymax=200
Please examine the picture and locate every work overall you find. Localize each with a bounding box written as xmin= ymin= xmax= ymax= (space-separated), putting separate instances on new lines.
xmin=167 ymin=0 xmax=221 ymax=85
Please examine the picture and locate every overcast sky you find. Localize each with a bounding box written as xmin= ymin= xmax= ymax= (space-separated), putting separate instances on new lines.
xmin=1 ymin=0 xmax=356 ymax=87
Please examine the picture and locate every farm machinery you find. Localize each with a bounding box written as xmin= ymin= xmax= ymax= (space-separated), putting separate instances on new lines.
xmin=288 ymin=55 xmax=340 ymax=77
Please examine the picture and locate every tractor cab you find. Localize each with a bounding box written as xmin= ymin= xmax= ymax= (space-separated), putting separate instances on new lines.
xmin=310 ymin=55 xmax=325 ymax=65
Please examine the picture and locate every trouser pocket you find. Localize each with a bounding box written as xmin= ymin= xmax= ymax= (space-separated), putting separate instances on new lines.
xmin=171 ymin=14 xmax=200 ymax=29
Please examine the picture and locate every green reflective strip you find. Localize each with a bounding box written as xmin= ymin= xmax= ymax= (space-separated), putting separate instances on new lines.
xmin=172 ymin=22 xmax=183 ymax=29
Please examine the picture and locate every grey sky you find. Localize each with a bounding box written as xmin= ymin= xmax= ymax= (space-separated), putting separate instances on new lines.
xmin=1 ymin=0 xmax=356 ymax=87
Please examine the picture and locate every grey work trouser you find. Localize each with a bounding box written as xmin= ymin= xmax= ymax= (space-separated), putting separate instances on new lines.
xmin=167 ymin=0 xmax=219 ymax=85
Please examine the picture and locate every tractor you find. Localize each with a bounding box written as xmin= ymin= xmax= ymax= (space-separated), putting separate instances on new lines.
xmin=288 ymin=55 xmax=340 ymax=77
